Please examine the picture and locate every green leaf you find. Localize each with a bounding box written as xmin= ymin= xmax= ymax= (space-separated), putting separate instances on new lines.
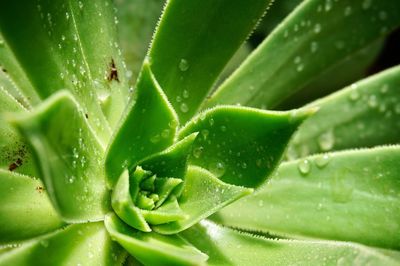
xmin=105 ymin=61 xmax=178 ymax=186
xmin=153 ymin=166 xmax=252 ymax=235
xmin=115 ymin=0 xmax=164 ymax=84
xmin=214 ymin=146 xmax=400 ymax=250
xmin=0 ymin=0 xmax=131 ymax=143
xmin=9 ymin=91 xmax=109 ymax=223
xmin=0 ymin=169 xmax=63 ymax=244
xmin=0 ymin=32 xmax=40 ymax=109
xmin=147 ymin=0 xmax=273 ymax=122
xmin=182 ymin=220 xmax=400 ymax=266
xmin=286 ymin=65 xmax=400 ymax=159
xmin=0 ymin=222 xmax=125 ymax=266
xmin=205 ymin=0 xmax=400 ymax=109
xmin=179 ymin=106 xmax=312 ymax=188
xmin=104 ymin=213 xmax=208 ymax=266
xmin=0 ymin=87 xmax=36 ymax=176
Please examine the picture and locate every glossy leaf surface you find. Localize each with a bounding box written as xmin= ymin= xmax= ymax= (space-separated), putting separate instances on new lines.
xmin=182 ymin=220 xmax=400 ymax=265
xmin=215 ymin=146 xmax=400 ymax=250
xmin=286 ymin=65 xmax=400 ymax=159
xmin=105 ymin=213 xmax=208 ymax=266
xmin=179 ymin=106 xmax=312 ymax=188
xmin=9 ymin=91 xmax=109 ymax=222
xmin=0 ymin=222 xmax=125 ymax=266
xmin=105 ymin=62 xmax=178 ymax=186
xmin=147 ymin=0 xmax=273 ymax=122
xmin=206 ymin=0 xmax=400 ymax=109
xmin=0 ymin=170 xmax=63 ymax=244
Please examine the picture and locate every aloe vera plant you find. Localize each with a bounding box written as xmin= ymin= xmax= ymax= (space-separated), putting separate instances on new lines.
xmin=0 ymin=0 xmax=400 ymax=265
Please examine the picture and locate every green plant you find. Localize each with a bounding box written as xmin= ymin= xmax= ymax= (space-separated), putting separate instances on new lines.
xmin=0 ymin=0 xmax=399 ymax=265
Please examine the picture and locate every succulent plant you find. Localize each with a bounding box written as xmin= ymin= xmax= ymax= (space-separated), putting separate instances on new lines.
xmin=0 ymin=0 xmax=399 ymax=265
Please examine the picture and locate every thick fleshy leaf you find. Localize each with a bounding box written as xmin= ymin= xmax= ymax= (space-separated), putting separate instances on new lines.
xmin=147 ymin=0 xmax=273 ymax=122
xmin=182 ymin=220 xmax=400 ymax=266
xmin=105 ymin=62 xmax=178 ymax=186
xmin=0 ymin=222 xmax=125 ymax=265
xmin=115 ymin=0 xmax=164 ymax=84
xmin=0 ymin=33 xmax=40 ymax=109
xmin=153 ymin=166 xmax=252 ymax=234
xmin=214 ymin=146 xmax=400 ymax=250
xmin=0 ymin=0 xmax=130 ymax=143
xmin=205 ymin=0 xmax=400 ymax=109
xmin=0 ymin=87 xmax=35 ymax=176
xmin=286 ymin=65 xmax=400 ymax=159
xmin=0 ymin=169 xmax=63 ymax=244
xmin=9 ymin=91 xmax=109 ymax=222
xmin=178 ymin=106 xmax=312 ymax=188
xmin=104 ymin=213 xmax=208 ymax=266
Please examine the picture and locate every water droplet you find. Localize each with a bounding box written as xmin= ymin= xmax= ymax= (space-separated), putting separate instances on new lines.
xmin=324 ymin=0 xmax=332 ymax=12
xmin=314 ymin=24 xmax=321 ymax=34
xmin=220 ymin=125 xmax=227 ymax=132
xmin=316 ymin=202 xmax=323 ymax=210
xmin=78 ymin=1 xmax=84 ymax=9
xmin=344 ymin=6 xmax=352 ymax=16
xmin=182 ymin=89 xmax=189 ymax=99
xmin=318 ymin=129 xmax=335 ymax=151
xmin=180 ymin=103 xmax=189 ymax=113
xmin=209 ymin=118 xmax=214 ymax=126
xmin=68 ymin=175 xmax=76 ymax=184
xmin=241 ymin=162 xmax=247 ymax=169
xmin=179 ymin=59 xmax=189 ymax=72
xmin=201 ymin=129 xmax=209 ymax=140
xmin=209 ymin=162 xmax=226 ymax=177
xmin=380 ymin=84 xmax=388 ymax=94
xmin=40 ymin=240 xmax=49 ymax=248
xmin=294 ymin=56 xmax=301 ymax=64
xmin=378 ymin=11 xmax=387 ymax=20
xmin=315 ymin=154 xmax=330 ymax=168
xmin=298 ymin=159 xmax=311 ymax=175
xmin=296 ymin=64 xmax=304 ymax=72
xmin=349 ymin=87 xmax=360 ymax=101
xmin=362 ymin=0 xmax=372 ymax=10
xmin=176 ymin=96 xmax=182 ymax=103
xmin=150 ymin=134 xmax=160 ymax=143
xmin=161 ymin=129 xmax=170 ymax=138
xmin=65 ymin=12 xmax=70 ymax=20
xmin=192 ymin=146 xmax=204 ymax=158
xmin=368 ymin=95 xmax=377 ymax=108
xmin=310 ymin=41 xmax=318 ymax=53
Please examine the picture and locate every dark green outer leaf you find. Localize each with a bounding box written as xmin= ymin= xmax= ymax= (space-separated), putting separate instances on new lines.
xmin=286 ymin=65 xmax=400 ymax=159
xmin=214 ymin=146 xmax=400 ymax=250
xmin=205 ymin=0 xmax=400 ymax=110
xmin=147 ymin=0 xmax=273 ymax=122
xmin=0 ymin=169 xmax=63 ymax=244
xmin=182 ymin=220 xmax=400 ymax=266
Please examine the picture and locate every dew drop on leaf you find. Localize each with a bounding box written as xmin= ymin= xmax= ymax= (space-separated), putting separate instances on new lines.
xmin=315 ymin=154 xmax=330 ymax=168
xmin=314 ymin=23 xmax=321 ymax=34
xmin=344 ymin=6 xmax=352 ymax=16
xmin=183 ymin=89 xmax=189 ymax=99
xmin=209 ymin=161 xmax=226 ymax=177
xmin=180 ymin=102 xmax=189 ymax=113
xmin=192 ymin=146 xmax=204 ymax=158
xmin=318 ymin=129 xmax=335 ymax=151
xmin=297 ymin=159 xmax=311 ymax=175
xmin=178 ymin=58 xmax=189 ymax=71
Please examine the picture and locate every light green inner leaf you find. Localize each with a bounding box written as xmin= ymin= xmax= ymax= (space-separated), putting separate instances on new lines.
xmin=179 ymin=106 xmax=312 ymax=188
xmin=105 ymin=61 xmax=178 ymax=186
xmin=105 ymin=213 xmax=208 ymax=266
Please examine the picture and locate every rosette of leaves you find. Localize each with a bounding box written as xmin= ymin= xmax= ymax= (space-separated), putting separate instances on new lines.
xmin=0 ymin=0 xmax=400 ymax=265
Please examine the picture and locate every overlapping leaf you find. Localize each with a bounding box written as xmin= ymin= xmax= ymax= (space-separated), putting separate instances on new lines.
xmin=205 ymin=0 xmax=400 ymax=110
xmin=9 ymin=91 xmax=109 ymax=223
xmin=214 ymin=146 xmax=400 ymax=250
